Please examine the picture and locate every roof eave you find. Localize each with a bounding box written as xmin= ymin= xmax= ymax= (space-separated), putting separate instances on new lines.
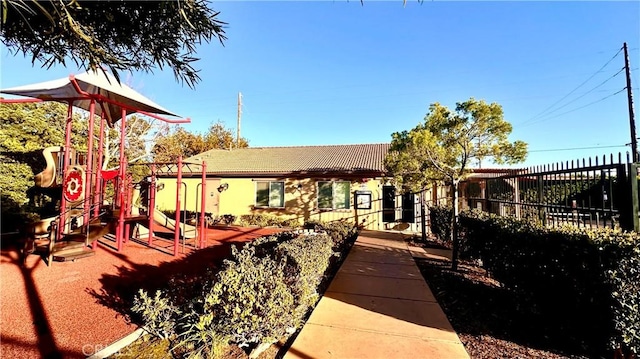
xmin=161 ymin=170 xmax=386 ymax=179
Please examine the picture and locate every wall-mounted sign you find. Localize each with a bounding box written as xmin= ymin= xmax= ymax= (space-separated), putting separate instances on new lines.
xmin=355 ymin=190 xmax=372 ymax=210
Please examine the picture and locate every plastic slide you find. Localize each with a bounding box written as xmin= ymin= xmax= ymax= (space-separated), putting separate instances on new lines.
xmin=151 ymin=208 xmax=198 ymax=238
xmin=34 ymin=146 xmax=63 ymax=188
xmin=133 ymin=207 xmax=198 ymax=239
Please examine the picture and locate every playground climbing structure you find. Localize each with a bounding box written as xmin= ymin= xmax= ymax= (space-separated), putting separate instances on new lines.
xmin=1 ymin=70 xmax=207 ymax=264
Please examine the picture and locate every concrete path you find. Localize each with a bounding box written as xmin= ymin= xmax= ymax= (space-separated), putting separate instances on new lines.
xmin=284 ymin=230 xmax=469 ymax=359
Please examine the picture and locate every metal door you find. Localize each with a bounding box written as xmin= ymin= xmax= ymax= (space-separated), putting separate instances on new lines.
xmin=401 ymin=192 xmax=415 ymax=223
xmin=382 ymin=185 xmax=396 ymax=222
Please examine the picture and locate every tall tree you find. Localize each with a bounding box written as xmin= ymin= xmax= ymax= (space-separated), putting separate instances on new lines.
xmin=152 ymin=121 xmax=249 ymax=163
xmin=385 ymin=98 xmax=527 ymax=270
xmin=203 ymin=121 xmax=250 ymax=150
xmin=0 ymin=102 xmax=86 ymax=228
xmin=0 ymin=102 xmax=160 ymax=228
xmin=102 ymin=115 xmax=167 ymax=170
xmin=1 ymin=0 xmax=226 ymax=88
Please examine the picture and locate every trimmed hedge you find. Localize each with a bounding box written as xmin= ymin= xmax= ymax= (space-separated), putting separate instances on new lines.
xmin=428 ymin=205 xmax=453 ymax=243
xmin=276 ymin=234 xmax=335 ymax=315
xmin=204 ymin=244 xmax=298 ymax=346
xmin=238 ymin=213 xmax=300 ymax=228
xmin=159 ymin=210 xmax=235 ymax=227
xmin=459 ymin=210 xmax=640 ymax=356
xmin=201 ymin=233 xmax=334 ymax=347
xmin=304 ymin=219 xmax=359 ymax=255
xmin=132 ymin=223 xmax=358 ymax=358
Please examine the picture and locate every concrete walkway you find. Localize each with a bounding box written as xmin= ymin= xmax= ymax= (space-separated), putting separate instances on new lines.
xmin=284 ymin=230 xmax=469 ymax=359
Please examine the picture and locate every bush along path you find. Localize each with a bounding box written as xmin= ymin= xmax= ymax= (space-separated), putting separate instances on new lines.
xmin=422 ymin=206 xmax=639 ymax=359
xmin=121 ymin=221 xmax=358 ymax=359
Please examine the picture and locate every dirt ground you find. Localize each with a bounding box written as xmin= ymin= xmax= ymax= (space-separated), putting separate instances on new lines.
xmin=410 ymin=239 xmax=593 ymax=359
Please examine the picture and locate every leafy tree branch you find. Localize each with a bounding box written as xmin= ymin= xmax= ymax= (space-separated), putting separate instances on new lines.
xmin=385 ymin=98 xmax=528 ymax=270
xmin=1 ymin=0 xmax=226 ymax=88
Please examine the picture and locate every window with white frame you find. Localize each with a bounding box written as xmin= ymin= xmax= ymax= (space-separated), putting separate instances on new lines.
xmin=317 ymin=181 xmax=351 ymax=210
xmin=255 ymin=181 xmax=285 ymax=208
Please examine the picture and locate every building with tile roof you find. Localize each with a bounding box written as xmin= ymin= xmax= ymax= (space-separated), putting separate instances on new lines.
xmin=152 ymin=143 xmax=440 ymax=231
xmin=184 ymin=143 xmax=390 ymax=178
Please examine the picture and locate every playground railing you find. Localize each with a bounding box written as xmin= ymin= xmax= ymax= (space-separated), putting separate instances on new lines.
xmin=48 ymin=199 xmax=110 ymax=242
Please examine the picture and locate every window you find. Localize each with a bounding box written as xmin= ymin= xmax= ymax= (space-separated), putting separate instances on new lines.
xmin=255 ymin=181 xmax=284 ymax=208
xmin=317 ymin=181 xmax=351 ymax=210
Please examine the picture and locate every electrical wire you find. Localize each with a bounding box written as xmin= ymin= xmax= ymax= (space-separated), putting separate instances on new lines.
xmin=520 ymin=47 xmax=624 ymax=126
xmin=529 ymin=144 xmax=627 ymax=153
xmin=520 ymin=88 xmax=626 ymax=128
xmin=522 ymin=67 xmax=625 ymax=124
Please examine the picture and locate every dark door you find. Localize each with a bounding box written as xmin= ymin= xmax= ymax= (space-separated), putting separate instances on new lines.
xmin=402 ymin=192 xmax=415 ymax=223
xmin=382 ymin=185 xmax=396 ymax=222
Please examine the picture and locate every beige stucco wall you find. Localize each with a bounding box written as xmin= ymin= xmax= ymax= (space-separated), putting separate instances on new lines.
xmin=154 ymin=176 xmax=436 ymax=231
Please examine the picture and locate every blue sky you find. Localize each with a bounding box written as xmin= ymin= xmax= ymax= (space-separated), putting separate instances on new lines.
xmin=1 ymin=1 xmax=639 ymax=167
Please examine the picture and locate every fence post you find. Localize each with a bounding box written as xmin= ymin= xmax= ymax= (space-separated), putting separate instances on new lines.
xmin=618 ymin=163 xmax=639 ymax=232
xmin=537 ymin=175 xmax=546 ymax=225
xmin=483 ymin=179 xmax=490 ymax=213
xmin=421 ymin=191 xmax=427 ymax=242
xmin=629 ymin=163 xmax=639 ymax=232
xmin=513 ymin=178 xmax=521 ymax=219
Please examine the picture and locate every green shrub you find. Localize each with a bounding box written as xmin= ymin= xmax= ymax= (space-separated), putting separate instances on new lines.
xmin=238 ymin=213 xmax=299 ymax=228
xmin=203 ymin=245 xmax=297 ymax=347
xmin=192 ymin=230 xmax=336 ymax=350
xmin=212 ymin=214 xmax=236 ymax=226
xmin=132 ymin=289 xmax=180 ymax=340
xmin=247 ymin=232 xmax=298 ymax=258
xmin=276 ymin=234 xmax=334 ymax=320
xmin=130 ymin=229 xmax=348 ymax=357
xmin=281 ymin=218 xmax=301 ymax=228
xmin=174 ymin=320 xmax=230 ymax=359
xmin=600 ymin=231 xmax=640 ymax=355
xmin=303 ymin=219 xmax=323 ymax=230
xmin=459 ymin=210 xmax=640 ymax=356
xmin=222 ymin=214 xmax=235 ymax=225
xmin=305 ymin=219 xmax=358 ymax=253
xmin=428 ymin=205 xmax=453 ymax=242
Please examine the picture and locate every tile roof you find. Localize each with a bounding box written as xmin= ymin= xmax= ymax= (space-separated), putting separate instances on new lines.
xmin=184 ymin=143 xmax=390 ymax=176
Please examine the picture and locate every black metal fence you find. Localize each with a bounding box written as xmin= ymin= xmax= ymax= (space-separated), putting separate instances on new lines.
xmin=464 ymin=153 xmax=639 ymax=232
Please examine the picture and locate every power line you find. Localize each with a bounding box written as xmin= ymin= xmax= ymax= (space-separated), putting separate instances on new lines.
xmin=521 ymin=67 xmax=625 ymax=124
xmin=520 ymin=87 xmax=627 ymax=128
xmin=529 ymin=144 xmax=627 ymax=153
xmin=521 ymin=47 xmax=624 ymax=125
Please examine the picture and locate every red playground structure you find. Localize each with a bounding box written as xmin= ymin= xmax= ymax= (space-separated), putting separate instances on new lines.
xmin=1 ymin=70 xmax=208 ymax=264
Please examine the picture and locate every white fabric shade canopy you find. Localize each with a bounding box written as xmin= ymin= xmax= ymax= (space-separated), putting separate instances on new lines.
xmin=1 ymin=70 xmax=183 ymax=124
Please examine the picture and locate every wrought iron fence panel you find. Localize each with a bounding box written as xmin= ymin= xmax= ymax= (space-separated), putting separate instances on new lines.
xmin=465 ymin=152 xmax=638 ymax=231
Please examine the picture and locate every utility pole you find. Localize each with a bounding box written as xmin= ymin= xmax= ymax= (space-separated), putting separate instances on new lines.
xmin=237 ymin=92 xmax=242 ymax=149
xmin=623 ymin=42 xmax=638 ymax=162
